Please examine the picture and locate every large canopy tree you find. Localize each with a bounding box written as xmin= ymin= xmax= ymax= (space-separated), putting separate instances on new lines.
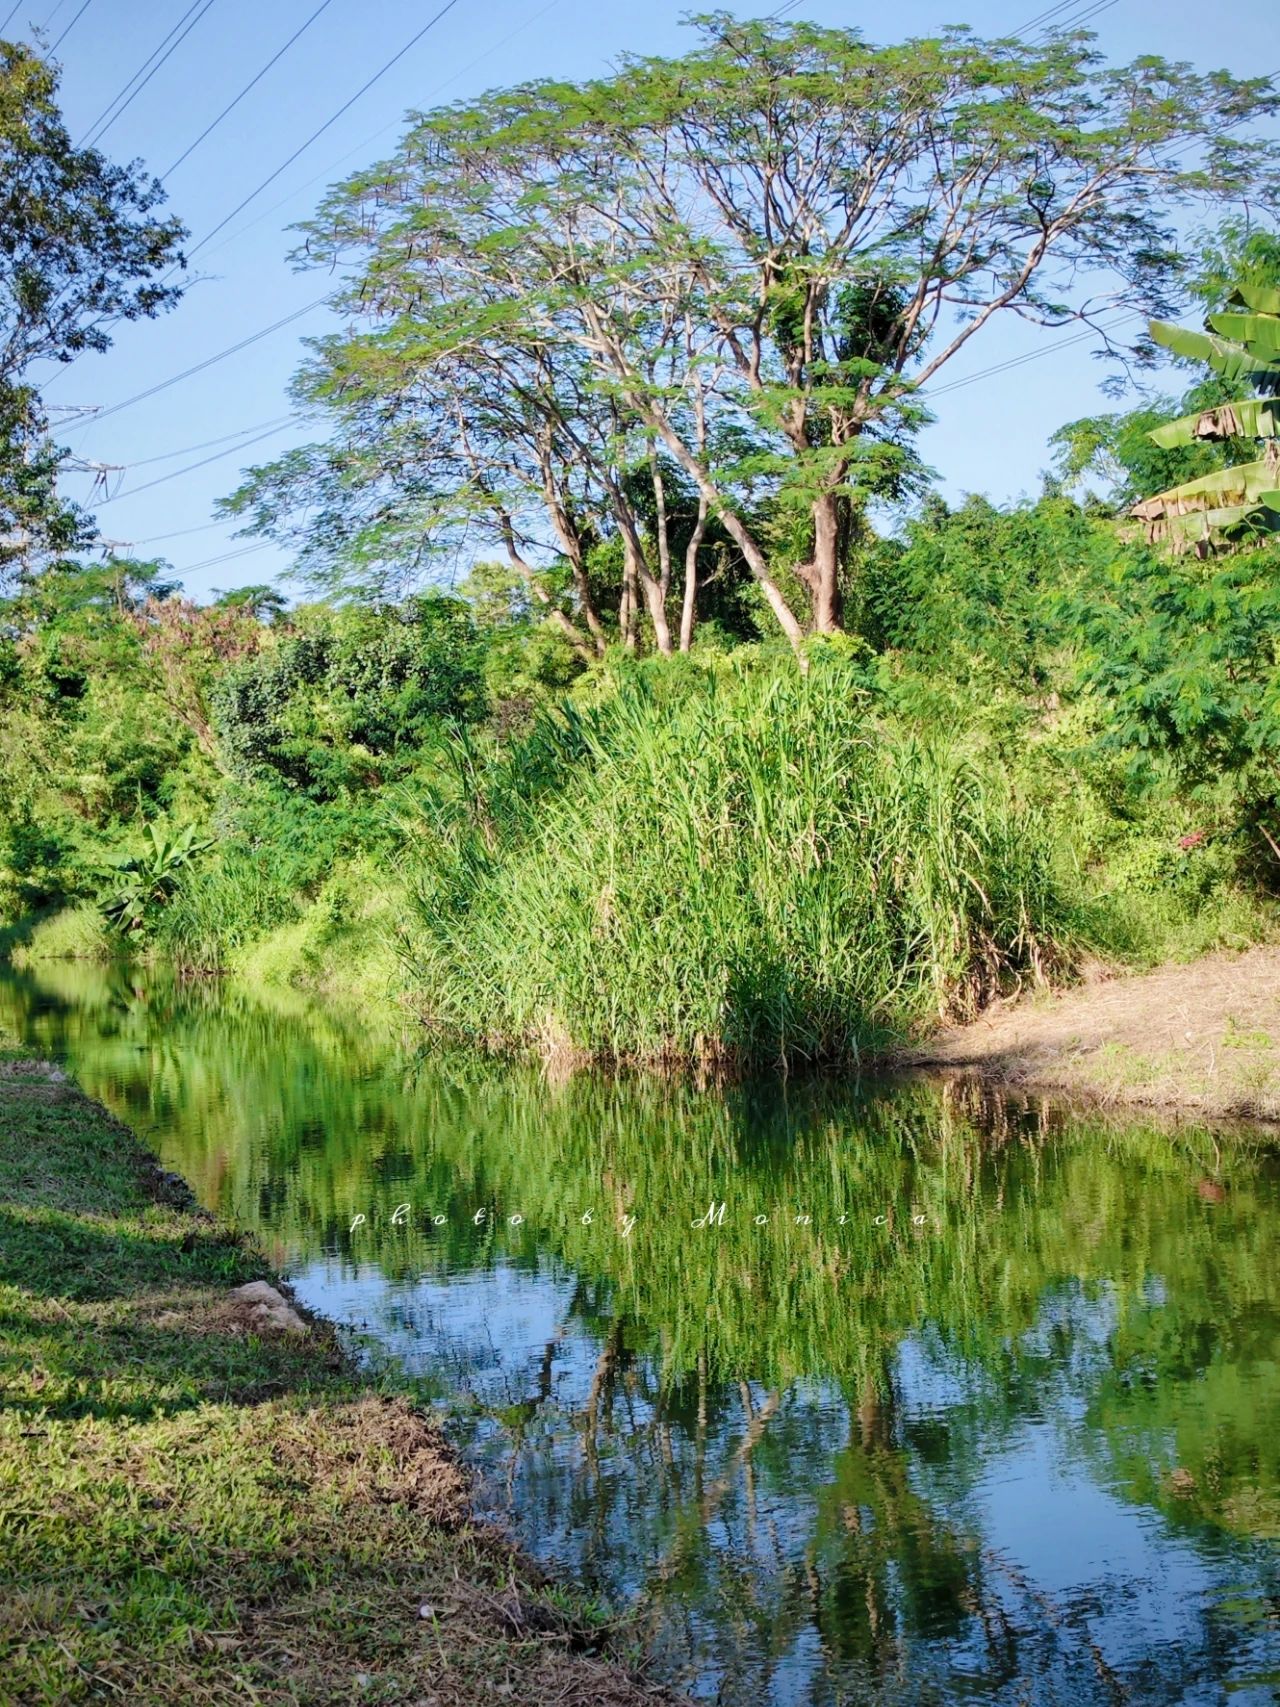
xmin=233 ymin=14 xmax=1280 ymax=653
xmin=0 ymin=41 xmax=185 ymax=592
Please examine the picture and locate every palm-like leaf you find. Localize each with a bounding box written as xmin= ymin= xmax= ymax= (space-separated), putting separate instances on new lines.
xmin=1131 ymin=458 xmax=1280 ymax=520
xmin=1226 ymin=281 xmax=1280 ymax=316
xmin=1137 ymin=286 xmax=1280 ymax=554
xmin=1147 ymin=396 xmax=1280 ymax=448
xmin=1206 ymin=312 xmax=1280 ymax=355
xmin=1148 ymin=319 xmax=1280 ymax=385
xmin=1134 ymin=499 xmax=1280 ymax=552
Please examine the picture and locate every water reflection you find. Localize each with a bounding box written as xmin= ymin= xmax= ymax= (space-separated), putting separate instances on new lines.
xmin=2 ymin=960 xmax=1278 ymax=1705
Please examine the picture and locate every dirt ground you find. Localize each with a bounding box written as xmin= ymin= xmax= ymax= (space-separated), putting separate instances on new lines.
xmin=899 ymin=946 xmax=1280 ymax=1125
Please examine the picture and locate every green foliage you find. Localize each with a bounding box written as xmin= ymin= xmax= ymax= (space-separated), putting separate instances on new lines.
xmin=0 ymin=43 xmax=185 ymax=587
xmin=400 ymin=658 xmax=1076 ymax=1066
xmin=0 ymin=568 xmax=215 ymax=919
xmin=860 ymin=493 xmax=1105 ymax=690
xmin=98 ymin=821 xmax=214 ymax=937
xmin=212 ymin=596 xmax=486 ymax=798
xmin=1068 ymin=544 xmax=1280 ymax=872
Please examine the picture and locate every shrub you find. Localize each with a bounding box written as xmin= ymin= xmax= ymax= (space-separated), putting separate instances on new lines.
xmin=400 ymin=657 xmax=1078 ymax=1066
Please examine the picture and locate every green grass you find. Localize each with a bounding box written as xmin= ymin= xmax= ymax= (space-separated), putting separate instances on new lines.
xmin=224 ymin=860 xmax=407 ymax=1007
xmin=4 ymin=904 xmax=114 ymax=969
xmin=401 ymin=657 xmax=1079 ymax=1067
xmin=0 ymin=1046 xmax=663 ymax=1705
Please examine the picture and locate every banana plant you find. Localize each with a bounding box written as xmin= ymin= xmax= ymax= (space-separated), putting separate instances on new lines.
xmin=1134 ymin=285 xmax=1280 ymax=554
xmin=99 ymin=821 xmax=214 ymax=936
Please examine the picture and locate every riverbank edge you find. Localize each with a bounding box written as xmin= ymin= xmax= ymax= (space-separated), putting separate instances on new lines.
xmin=9 ymin=909 xmax=1280 ymax=1127
xmin=894 ymin=944 xmax=1280 ymax=1127
xmin=0 ymin=1035 xmax=679 ymax=1705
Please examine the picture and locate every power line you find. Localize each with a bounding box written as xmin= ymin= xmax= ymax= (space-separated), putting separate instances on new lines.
xmin=121 ymin=415 xmax=296 ymax=470
xmin=183 ymin=0 xmax=462 ymax=265
xmin=50 ymin=0 xmax=90 ymax=51
xmin=162 ymin=0 xmax=337 ymax=182
xmin=0 ymin=5 xmax=22 ymax=33
xmin=78 ymin=0 xmax=213 ymax=149
xmin=91 ymin=0 xmax=216 ymax=147
xmin=1046 ymin=0 xmax=1121 ymax=30
xmin=86 ymin=294 xmax=327 ymax=425
xmin=129 ymin=518 xmax=234 ymax=546
xmin=96 ymin=418 xmax=298 ymax=504
xmin=1015 ymin=0 xmax=1083 ymax=31
xmin=926 ymin=311 xmax=1139 ymax=398
xmin=170 ymin=539 xmax=274 ymax=574
xmin=193 ymin=0 xmax=564 ymax=265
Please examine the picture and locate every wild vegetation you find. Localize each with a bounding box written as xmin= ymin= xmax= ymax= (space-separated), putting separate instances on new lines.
xmin=2 ymin=20 xmax=1280 ymax=1067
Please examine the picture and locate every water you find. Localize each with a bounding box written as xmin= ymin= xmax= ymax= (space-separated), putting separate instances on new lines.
xmin=3 ymin=957 xmax=1279 ymax=1706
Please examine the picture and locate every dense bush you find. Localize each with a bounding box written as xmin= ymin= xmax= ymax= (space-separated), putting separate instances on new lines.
xmin=213 ymin=596 xmax=486 ymax=797
xmin=400 ymin=659 xmax=1077 ymax=1065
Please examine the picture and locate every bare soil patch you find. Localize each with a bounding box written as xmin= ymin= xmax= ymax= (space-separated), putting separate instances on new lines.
xmin=899 ymin=946 xmax=1280 ymax=1124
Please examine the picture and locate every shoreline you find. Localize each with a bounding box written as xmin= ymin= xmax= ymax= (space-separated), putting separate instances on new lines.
xmin=0 ymin=1036 xmax=678 ymax=1705
xmin=896 ymin=944 xmax=1280 ymax=1128
xmin=7 ymin=929 xmax=1280 ymax=1130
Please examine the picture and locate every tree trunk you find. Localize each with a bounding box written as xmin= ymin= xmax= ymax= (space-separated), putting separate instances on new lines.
xmin=538 ymin=457 xmax=606 ymax=655
xmin=809 ymin=489 xmax=843 ymax=633
xmin=613 ymin=482 xmax=673 ymax=656
xmin=649 ymin=443 xmax=673 ymax=599
xmin=620 ymin=540 xmax=638 ymax=652
xmin=636 ymin=400 xmax=807 ymax=655
xmin=680 ymin=494 xmax=708 ymax=652
xmin=641 ymin=562 xmax=674 ymax=655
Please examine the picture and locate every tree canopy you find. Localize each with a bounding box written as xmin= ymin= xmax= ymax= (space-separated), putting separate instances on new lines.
xmin=0 ymin=40 xmax=186 ymax=590
xmin=225 ymin=14 xmax=1280 ymax=652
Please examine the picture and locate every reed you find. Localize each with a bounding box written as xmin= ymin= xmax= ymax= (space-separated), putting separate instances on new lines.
xmin=401 ymin=657 xmax=1077 ymax=1066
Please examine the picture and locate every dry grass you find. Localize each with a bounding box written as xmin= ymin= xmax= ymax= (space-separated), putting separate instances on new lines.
xmin=899 ymin=945 xmax=1280 ymax=1123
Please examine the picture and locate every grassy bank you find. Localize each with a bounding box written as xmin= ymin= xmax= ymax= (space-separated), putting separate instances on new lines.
xmin=0 ymin=904 xmax=115 ymax=969
xmin=401 ymin=663 xmax=1077 ymax=1067
xmin=0 ymin=1036 xmax=671 ymax=1705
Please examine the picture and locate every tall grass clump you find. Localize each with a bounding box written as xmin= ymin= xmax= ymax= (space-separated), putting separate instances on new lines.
xmin=401 ymin=657 xmax=1079 ymax=1067
xmin=5 ymin=903 xmax=114 ymax=967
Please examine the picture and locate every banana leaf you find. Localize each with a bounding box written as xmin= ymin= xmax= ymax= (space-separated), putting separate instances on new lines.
xmin=1227 ymin=281 xmax=1280 ymax=317
xmin=1130 ymin=458 xmax=1280 ymax=520
xmin=1148 ymin=319 xmax=1280 ymax=385
xmin=1147 ymin=396 xmax=1280 ymax=448
xmin=1206 ymin=312 xmax=1280 ymax=355
xmin=1137 ymin=500 xmax=1280 ymax=554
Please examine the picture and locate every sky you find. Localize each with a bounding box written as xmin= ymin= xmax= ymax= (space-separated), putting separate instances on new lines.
xmin=8 ymin=0 xmax=1279 ymax=602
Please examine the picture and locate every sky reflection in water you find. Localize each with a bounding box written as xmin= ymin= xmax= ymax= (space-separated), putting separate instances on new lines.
xmin=2 ymin=959 xmax=1277 ymax=1706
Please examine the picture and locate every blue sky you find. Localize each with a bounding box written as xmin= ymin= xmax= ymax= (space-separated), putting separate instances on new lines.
xmin=11 ymin=0 xmax=1279 ymax=601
